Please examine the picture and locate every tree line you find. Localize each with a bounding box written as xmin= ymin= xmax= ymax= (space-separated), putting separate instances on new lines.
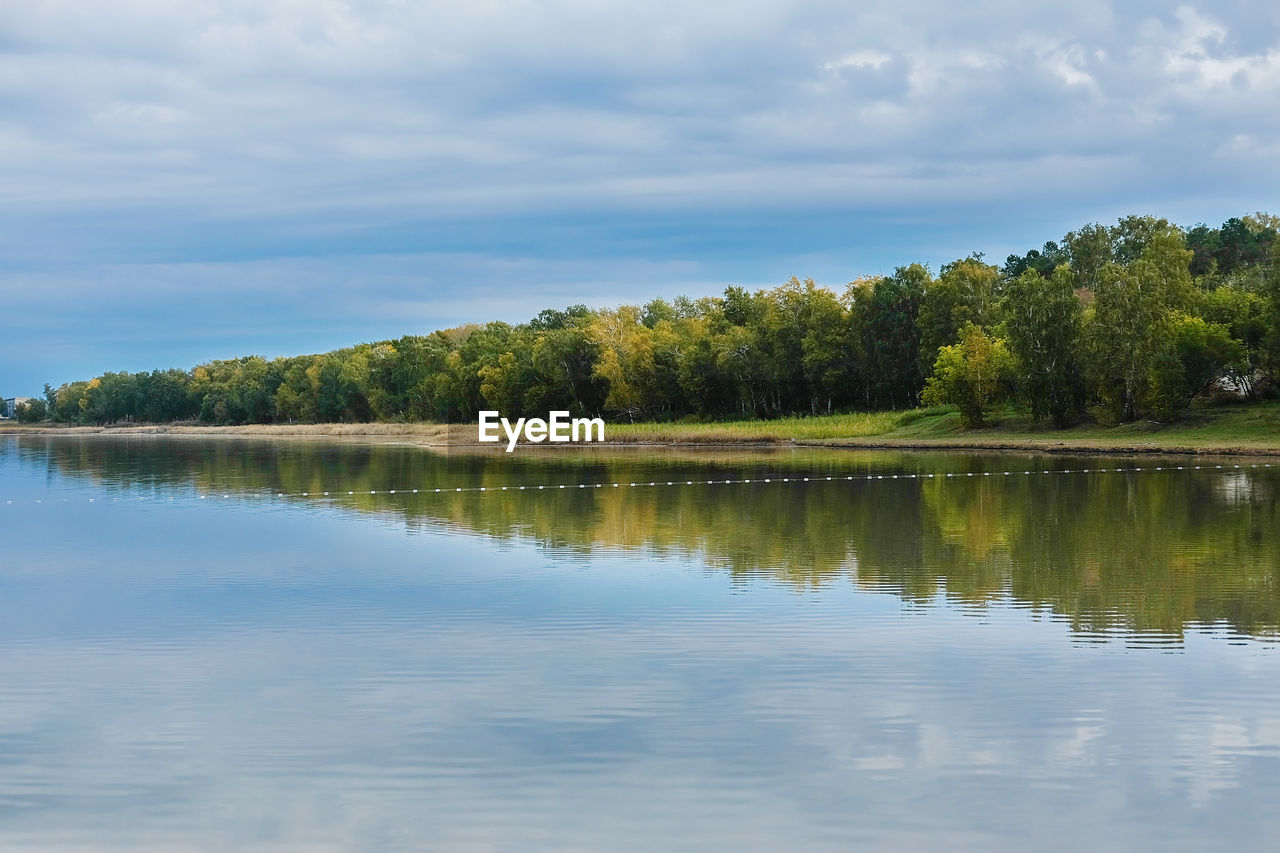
xmin=28 ymin=213 xmax=1280 ymax=429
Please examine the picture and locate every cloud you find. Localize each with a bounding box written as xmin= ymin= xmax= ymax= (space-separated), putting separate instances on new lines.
xmin=825 ymin=49 xmax=896 ymax=71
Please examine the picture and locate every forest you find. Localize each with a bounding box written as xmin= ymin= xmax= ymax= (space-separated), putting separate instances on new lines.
xmin=21 ymin=213 xmax=1280 ymax=429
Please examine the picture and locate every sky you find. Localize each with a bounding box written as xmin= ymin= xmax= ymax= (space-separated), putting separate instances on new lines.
xmin=2 ymin=0 xmax=1279 ymax=394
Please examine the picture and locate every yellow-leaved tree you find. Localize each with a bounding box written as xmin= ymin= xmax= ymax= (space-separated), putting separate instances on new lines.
xmin=590 ymin=306 xmax=657 ymax=422
xmin=922 ymin=324 xmax=1015 ymax=427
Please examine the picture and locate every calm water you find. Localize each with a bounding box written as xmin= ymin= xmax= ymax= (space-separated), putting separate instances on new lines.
xmin=1 ymin=435 xmax=1279 ymax=851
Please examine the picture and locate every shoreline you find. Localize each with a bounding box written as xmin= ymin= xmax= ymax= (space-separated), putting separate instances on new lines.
xmin=4 ymin=421 xmax=1280 ymax=458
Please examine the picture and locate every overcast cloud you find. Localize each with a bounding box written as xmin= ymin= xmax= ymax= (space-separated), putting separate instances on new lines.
xmin=2 ymin=0 xmax=1279 ymax=390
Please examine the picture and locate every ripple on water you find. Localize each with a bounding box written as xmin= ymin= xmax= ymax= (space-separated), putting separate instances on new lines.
xmin=1 ymin=438 xmax=1278 ymax=849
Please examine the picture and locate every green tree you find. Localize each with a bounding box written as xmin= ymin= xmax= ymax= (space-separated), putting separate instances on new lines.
xmin=860 ymin=265 xmax=928 ymax=409
xmin=478 ymin=351 xmax=533 ymax=415
xmin=1001 ymin=266 xmax=1084 ymax=426
xmin=530 ymin=321 xmax=607 ymax=416
xmin=919 ymin=256 xmax=998 ymax=376
xmin=800 ymin=286 xmax=856 ymax=413
xmin=1200 ymin=285 xmax=1269 ymax=396
xmin=47 ymin=381 xmax=90 ymax=424
xmin=1063 ymin=223 xmax=1113 ymax=293
xmin=1002 ymin=241 xmax=1069 ymax=280
xmin=922 ymin=324 xmax=1015 ymax=427
xmin=1145 ymin=314 xmax=1243 ymax=419
xmin=1262 ymin=250 xmax=1280 ymax=382
xmin=15 ymin=399 xmax=47 ymax=422
xmin=675 ymin=315 xmax=738 ymax=417
xmin=1086 ymin=231 xmax=1193 ymax=421
xmin=1111 ymin=215 xmax=1180 ymax=264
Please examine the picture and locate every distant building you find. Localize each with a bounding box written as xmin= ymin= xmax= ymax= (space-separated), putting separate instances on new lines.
xmin=2 ymin=397 xmax=34 ymax=418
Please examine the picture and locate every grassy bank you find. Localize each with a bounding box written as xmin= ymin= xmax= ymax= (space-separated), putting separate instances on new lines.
xmin=605 ymin=409 xmax=920 ymax=443
xmin=608 ymin=401 xmax=1280 ymax=455
xmin=4 ymin=401 xmax=1279 ymax=455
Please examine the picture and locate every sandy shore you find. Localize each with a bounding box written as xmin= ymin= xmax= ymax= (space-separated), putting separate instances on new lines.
xmin=4 ymin=421 xmax=1280 ymax=457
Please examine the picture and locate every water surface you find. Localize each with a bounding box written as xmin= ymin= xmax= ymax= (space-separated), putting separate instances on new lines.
xmin=1 ymin=436 xmax=1278 ymax=850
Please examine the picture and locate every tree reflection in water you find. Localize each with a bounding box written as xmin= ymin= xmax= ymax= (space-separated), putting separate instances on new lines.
xmin=20 ymin=436 xmax=1280 ymax=642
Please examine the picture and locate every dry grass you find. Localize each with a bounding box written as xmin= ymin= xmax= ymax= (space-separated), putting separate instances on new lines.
xmin=5 ymin=401 xmax=1279 ymax=456
xmin=605 ymin=411 xmax=912 ymax=443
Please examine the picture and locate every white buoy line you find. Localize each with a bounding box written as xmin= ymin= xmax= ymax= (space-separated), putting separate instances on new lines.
xmin=2 ymin=462 xmax=1273 ymax=506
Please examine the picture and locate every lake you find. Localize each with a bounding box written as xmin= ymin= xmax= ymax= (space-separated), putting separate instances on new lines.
xmin=1 ymin=435 xmax=1278 ymax=850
